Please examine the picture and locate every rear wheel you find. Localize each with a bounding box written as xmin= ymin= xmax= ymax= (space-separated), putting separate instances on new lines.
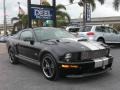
xmin=41 ymin=54 xmax=60 ymax=81
xmin=8 ymin=48 xmax=19 ymax=64
xmin=97 ymin=38 xmax=105 ymax=43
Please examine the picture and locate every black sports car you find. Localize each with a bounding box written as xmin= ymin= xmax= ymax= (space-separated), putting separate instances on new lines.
xmin=6 ymin=27 xmax=113 ymax=80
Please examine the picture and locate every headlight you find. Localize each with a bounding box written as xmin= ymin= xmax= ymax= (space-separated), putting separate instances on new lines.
xmin=64 ymin=53 xmax=72 ymax=62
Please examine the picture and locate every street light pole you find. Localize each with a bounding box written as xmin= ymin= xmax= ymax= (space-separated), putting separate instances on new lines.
xmin=3 ymin=0 xmax=7 ymax=35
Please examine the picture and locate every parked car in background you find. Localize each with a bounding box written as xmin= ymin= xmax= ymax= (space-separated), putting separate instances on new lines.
xmin=66 ymin=26 xmax=80 ymax=37
xmin=0 ymin=35 xmax=8 ymax=42
xmin=7 ymin=27 xmax=113 ymax=80
xmin=67 ymin=25 xmax=120 ymax=44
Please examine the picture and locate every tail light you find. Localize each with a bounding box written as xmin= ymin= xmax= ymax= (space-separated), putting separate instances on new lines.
xmin=87 ymin=32 xmax=95 ymax=36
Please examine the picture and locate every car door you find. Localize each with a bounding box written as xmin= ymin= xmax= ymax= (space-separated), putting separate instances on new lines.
xmin=18 ymin=30 xmax=39 ymax=60
xmin=109 ymin=28 xmax=120 ymax=43
xmin=103 ymin=27 xmax=113 ymax=43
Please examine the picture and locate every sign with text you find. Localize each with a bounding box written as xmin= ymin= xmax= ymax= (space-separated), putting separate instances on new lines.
xmin=31 ymin=6 xmax=55 ymax=20
xmin=86 ymin=3 xmax=91 ymax=22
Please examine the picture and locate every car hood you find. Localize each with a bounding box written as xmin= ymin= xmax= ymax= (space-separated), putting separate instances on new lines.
xmin=43 ymin=38 xmax=106 ymax=53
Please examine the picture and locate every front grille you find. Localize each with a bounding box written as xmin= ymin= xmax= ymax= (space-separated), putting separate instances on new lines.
xmin=81 ymin=49 xmax=108 ymax=60
xmin=60 ymin=49 xmax=109 ymax=62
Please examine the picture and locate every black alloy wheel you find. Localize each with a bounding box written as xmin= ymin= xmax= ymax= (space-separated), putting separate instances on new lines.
xmin=41 ymin=54 xmax=59 ymax=80
xmin=8 ymin=48 xmax=19 ymax=64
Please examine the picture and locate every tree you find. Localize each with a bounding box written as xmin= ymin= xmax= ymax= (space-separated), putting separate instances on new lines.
xmin=70 ymin=0 xmax=105 ymax=27
xmin=11 ymin=17 xmax=19 ymax=24
xmin=41 ymin=1 xmax=70 ymax=27
xmin=56 ymin=4 xmax=71 ymax=27
xmin=113 ymin=0 xmax=120 ymax=11
xmin=70 ymin=0 xmax=105 ymax=10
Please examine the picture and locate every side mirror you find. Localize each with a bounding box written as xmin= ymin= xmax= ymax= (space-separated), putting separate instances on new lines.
xmin=30 ymin=39 xmax=34 ymax=45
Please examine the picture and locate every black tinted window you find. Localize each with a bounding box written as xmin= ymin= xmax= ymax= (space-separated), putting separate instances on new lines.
xmin=69 ymin=28 xmax=80 ymax=32
xmin=20 ymin=31 xmax=33 ymax=40
xmin=104 ymin=27 xmax=111 ymax=33
xmin=80 ymin=26 xmax=92 ymax=32
xmin=96 ymin=26 xmax=105 ymax=32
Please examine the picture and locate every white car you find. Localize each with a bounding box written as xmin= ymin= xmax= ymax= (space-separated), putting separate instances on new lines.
xmin=67 ymin=25 xmax=120 ymax=44
xmin=0 ymin=35 xmax=8 ymax=42
xmin=66 ymin=26 xmax=80 ymax=37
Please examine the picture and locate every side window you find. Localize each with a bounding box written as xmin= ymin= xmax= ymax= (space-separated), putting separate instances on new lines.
xmin=95 ymin=26 xmax=105 ymax=32
xmin=69 ymin=28 xmax=79 ymax=32
xmin=104 ymin=27 xmax=111 ymax=33
xmin=20 ymin=31 xmax=33 ymax=41
xmin=109 ymin=28 xmax=118 ymax=34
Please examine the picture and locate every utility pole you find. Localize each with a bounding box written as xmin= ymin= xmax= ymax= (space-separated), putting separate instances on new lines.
xmin=83 ymin=0 xmax=86 ymax=28
xmin=52 ymin=0 xmax=56 ymax=27
xmin=27 ymin=0 xmax=32 ymax=28
xmin=78 ymin=0 xmax=86 ymax=28
xmin=3 ymin=0 xmax=7 ymax=35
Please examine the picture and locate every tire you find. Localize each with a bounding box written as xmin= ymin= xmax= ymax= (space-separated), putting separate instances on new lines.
xmin=41 ymin=54 xmax=60 ymax=81
xmin=97 ymin=38 xmax=105 ymax=43
xmin=8 ymin=48 xmax=19 ymax=64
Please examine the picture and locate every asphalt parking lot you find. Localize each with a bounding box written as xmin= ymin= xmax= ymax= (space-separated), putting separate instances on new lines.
xmin=0 ymin=43 xmax=120 ymax=90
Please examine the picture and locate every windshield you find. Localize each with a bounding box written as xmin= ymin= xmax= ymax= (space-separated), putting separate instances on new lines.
xmin=34 ymin=27 xmax=76 ymax=41
xmin=80 ymin=26 xmax=92 ymax=32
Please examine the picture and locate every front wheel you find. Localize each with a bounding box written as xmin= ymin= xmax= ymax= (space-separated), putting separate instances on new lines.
xmin=8 ymin=48 xmax=19 ymax=64
xmin=41 ymin=54 xmax=60 ymax=81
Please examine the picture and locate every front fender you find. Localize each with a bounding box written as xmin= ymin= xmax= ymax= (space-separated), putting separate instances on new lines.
xmin=38 ymin=49 xmax=60 ymax=63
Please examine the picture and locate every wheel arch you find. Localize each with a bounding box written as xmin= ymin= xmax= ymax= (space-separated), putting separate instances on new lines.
xmin=97 ymin=37 xmax=105 ymax=42
xmin=39 ymin=50 xmax=59 ymax=63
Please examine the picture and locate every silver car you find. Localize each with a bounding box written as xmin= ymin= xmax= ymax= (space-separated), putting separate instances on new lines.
xmin=67 ymin=26 xmax=120 ymax=44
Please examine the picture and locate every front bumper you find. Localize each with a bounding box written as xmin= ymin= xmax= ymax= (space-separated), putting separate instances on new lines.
xmin=58 ymin=56 xmax=113 ymax=77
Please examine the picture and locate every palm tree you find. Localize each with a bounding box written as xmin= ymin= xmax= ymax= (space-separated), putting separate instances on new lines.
xmin=11 ymin=17 xmax=19 ymax=24
xmin=70 ymin=0 xmax=105 ymax=26
xmin=56 ymin=4 xmax=70 ymax=27
xmin=113 ymin=0 xmax=120 ymax=11
xmin=70 ymin=0 xmax=105 ymax=10
xmin=41 ymin=1 xmax=70 ymax=27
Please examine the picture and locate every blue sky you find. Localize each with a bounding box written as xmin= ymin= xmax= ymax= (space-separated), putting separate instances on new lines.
xmin=0 ymin=0 xmax=120 ymax=24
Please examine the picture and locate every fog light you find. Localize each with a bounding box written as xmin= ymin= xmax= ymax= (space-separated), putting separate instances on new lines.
xmin=61 ymin=65 xmax=70 ymax=68
xmin=70 ymin=65 xmax=79 ymax=68
xmin=61 ymin=64 xmax=79 ymax=69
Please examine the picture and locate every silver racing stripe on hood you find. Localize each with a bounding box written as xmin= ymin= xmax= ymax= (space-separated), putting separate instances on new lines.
xmin=88 ymin=41 xmax=105 ymax=50
xmin=79 ymin=41 xmax=100 ymax=50
xmin=61 ymin=38 xmax=105 ymax=50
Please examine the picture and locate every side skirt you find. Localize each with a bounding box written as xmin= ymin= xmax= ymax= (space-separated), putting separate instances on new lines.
xmin=15 ymin=54 xmax=40 ymax=66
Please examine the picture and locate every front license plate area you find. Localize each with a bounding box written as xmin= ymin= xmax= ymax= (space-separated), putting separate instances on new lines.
xmin=94 ymin=57 xmax=109 ymax=68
